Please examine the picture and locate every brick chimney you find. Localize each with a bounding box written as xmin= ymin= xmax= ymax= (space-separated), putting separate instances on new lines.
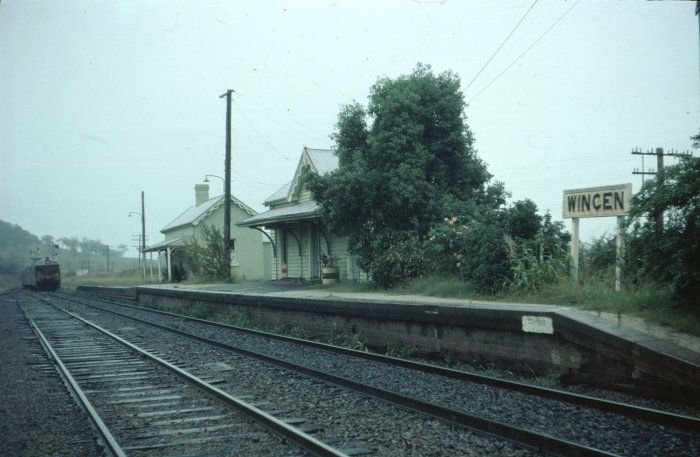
xmin=195 ymin=184 xmax=209 ymax=206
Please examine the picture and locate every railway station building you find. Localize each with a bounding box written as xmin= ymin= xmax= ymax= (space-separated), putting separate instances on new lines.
xmin=238 ymin=147 xmax=367 ymax=282
xmin=145 ymin=185 xmax=266 ymax=282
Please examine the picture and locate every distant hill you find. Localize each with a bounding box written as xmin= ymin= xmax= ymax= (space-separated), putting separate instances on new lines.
xmin=0 ymin=220 xmax=41 ymax=274
xmin=0 ymin=220 xmax=135 ymax=274
xmin=0 ymin=220 xmax=40 ymax=248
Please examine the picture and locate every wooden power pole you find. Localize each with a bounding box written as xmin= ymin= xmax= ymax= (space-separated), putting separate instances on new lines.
xmin=220 ymin=89 xmax=234 ymax=273
xmin=141 ymin=190 xmax=146 ymax=281
xmin=631 ymin=147 xmax=693 ymax=229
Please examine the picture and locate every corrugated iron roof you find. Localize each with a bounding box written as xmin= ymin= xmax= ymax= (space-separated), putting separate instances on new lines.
xmin=263 ymin=147 xmax=337 ymax=206
xmin=237 ymin=200 xmax=319 ymax=228
xmin=143 ymin=237 xmax=185 ymax=252
xmin=264 ymin=181 xmax=292 ymax=205
xmin=161 ymin=194 xmax=258 ymax=233
xmin=306 ymin=148 xmax=338 ymax=175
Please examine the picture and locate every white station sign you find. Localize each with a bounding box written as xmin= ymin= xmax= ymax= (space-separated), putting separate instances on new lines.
xmin=562 ymin=183 xmax=632 ymax=219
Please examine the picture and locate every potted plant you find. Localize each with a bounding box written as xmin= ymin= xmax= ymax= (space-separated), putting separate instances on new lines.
xmin=321 ymin=253 xmax=339 ymax=285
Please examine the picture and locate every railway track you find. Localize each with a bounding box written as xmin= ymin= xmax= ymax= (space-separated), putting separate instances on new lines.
xmin=16 ymin=293 xmax=358 ymax=456
xmin=15 ymin=290 xmax=546 ymax=456
xmin=23 ymin=291 xmax=700 ymax=455
xmin=68 ymin=292 xmax=700 ymax=430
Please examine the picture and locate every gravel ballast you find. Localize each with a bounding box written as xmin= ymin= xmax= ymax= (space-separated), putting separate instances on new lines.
xmin=60 ymin=293 xmax=700 ymax=456
xmin=0 ymin=292 xmax=104 ymax=457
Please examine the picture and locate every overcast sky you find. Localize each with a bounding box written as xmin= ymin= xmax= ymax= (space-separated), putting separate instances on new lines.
xmin=1 ymin=0 xmax=698 ymax=258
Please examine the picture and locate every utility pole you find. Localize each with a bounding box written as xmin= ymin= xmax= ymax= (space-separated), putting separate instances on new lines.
xmin=631 ymin=147 xmax=694 ymax=179
xmin=219 ymin=89 xmax=234 ymax=276
xmin=696 ymin=1 xmax=699 ymax=86
xmin=631 ymin=147 xmax=693 ymax=229
xmin=141 ymin=190 xmax=146 ymax=281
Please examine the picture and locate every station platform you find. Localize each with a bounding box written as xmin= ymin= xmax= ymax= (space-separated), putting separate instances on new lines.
xmin=147 ymin=281 xmax=700 ymax=356
xmin=78 ymin=281 xmax=700 ymax=401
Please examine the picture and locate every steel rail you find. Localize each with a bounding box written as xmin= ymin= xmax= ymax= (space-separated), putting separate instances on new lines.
xmin=54 ymin=293 xmax=618 ymax=457
xmin=45 ymin=300 xmax=349 ymax=457
xmin=60 ymin=291 xmax=700 ymax=433
xmin=17 ymin=302 xmax=127 ymax=457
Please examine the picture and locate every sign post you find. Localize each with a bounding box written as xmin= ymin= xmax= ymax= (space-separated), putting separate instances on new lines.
xmin=562 ymin=183 xmax=632 ymax=291
xmin=571 ymin=217 xmax=579 ymax=283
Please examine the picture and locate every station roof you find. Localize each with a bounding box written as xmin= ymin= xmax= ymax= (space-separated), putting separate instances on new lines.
xmin=263 ymin=147 xmax=337 ymax=206
xmin=143 ymin=237 xmax=185 ymax=253
xmin=161 ymin=195 xmax=257 ymax=233
xmin=237 ymin=201 xmax=319 ymax=228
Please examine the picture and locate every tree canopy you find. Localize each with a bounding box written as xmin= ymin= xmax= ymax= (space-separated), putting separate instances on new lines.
xmin=309 ymin=64 xmax=497 ymax=278
xmin=627 ymin=146 xmax=700 ymax=307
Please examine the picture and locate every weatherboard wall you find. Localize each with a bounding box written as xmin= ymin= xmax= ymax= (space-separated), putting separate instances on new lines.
xmin=163 ymin=203 xmax=265 ymax=281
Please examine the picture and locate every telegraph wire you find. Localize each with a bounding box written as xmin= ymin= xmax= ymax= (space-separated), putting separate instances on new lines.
xmin=231 ymin=168 xmax=285 ymax=188
xmin=468 ymin=0 xmax=580 ymax=104
xmin=234 ymin=91 xmax=329 ymax=142
xmin=233 ymin=101 xmax=291 ymax=161
xmin=464 ymin=0 xmax=539 ymax=92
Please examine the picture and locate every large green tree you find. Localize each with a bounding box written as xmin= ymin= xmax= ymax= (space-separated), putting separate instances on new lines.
xmin=627 ymin=131 xmax=700 ymax=307
xmin=309 ymin=64 xmax=497 ymax=283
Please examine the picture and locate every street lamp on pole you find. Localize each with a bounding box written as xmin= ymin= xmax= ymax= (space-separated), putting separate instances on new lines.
xmin=128 ymin=192 xmax=146 ymax=282
xmin=204 ymin=174 xmax=224 ymax=192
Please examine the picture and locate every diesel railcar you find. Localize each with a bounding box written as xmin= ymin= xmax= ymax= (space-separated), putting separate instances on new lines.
xmin=22 ymin=258 xmax=61 ymax=291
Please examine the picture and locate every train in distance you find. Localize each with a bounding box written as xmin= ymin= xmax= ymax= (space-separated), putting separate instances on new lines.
xmin=22 ymin=257 xmax=61 ymax=291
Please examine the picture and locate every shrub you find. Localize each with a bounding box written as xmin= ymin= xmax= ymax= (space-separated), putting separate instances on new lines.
xmin=426 ymin=213 xmax=510 ymax=293
xmin=366 ymin=231 xmax=429 ymax=289
xmin=426 ymin=204 xmax=569 ymax=294
xmin=182 ymin=225 xmax=230 ymax=280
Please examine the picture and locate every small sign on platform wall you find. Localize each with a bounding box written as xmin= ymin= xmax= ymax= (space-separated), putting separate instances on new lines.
xmin=521 ymin=315 xmax=554 ymax=334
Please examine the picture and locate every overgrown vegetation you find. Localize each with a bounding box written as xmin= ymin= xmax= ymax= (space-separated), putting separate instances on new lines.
xmin=309 ymin=65 xmax=571 ymax=292
xmin=425 ymin=205 xmax=569 ymax=294
xmin=625 ymin=152 xmax=700 ymax=308
xmin=307 ymin=64 xmax=699 ymax=332
xmin=182 ymin=225 xmax=231 ymax=280
xmin=309 ymin=64 xmax=503 ymax=288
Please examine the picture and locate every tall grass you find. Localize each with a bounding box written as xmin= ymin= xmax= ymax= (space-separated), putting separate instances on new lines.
xmin=394 ymin=275 xmax=478 ymax=299
xmin=505 ymin=236 xmax=569 ymax=293
xmin=506 ymin=278 xmax=700 ymax=336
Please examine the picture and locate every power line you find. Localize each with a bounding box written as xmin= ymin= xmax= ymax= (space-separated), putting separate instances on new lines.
xmin=464 ymin=0 xmax=539 ymax=92
xmin=233 ymin=101 xmax=291 ymax=161
xmin=231 ymin=168 xmax=286 ymax=188
xmin=468 ymin=0 xmax=580 ymax=104
xmin=234 ymin=91 xmax=329 ymax=141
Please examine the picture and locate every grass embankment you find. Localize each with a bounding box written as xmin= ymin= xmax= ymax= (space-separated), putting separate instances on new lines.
xmin=60 ymin=268 xmax=228 ymax=289
xmin=61 ymin=268 xmax=154 ymax=289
